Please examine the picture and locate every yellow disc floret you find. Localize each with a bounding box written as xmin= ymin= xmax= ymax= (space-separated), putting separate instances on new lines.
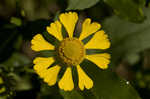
xmin=58 ymin=38 xmax=85 ymax=66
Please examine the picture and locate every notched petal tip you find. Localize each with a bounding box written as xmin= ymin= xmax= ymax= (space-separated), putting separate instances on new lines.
xmin=33 ymin=57 xmax=55 ymax=77
xmin=79 ymin=18 xmax=101 ymax=40
xmin=43 ymin=65 xmax=61 ymax=86
xmin=46 ymin=21 xmax=63 ymax=41
xmin=85 ymin=30 xmax=111 ymax=49
xmin=86 ymin=53 xmax=111 ymax=70
xmin=59 ymin=12 xmax=78 ymax=38
xmin=31 ymin=34 xmax=54 ymax=51
xmin=77 ymin=65 xmax=93 ymax=91
xmin=58 ymin=67 xmax=74 ymax=91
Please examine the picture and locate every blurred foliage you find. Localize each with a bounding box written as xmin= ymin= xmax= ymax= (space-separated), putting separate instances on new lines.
xmin=103 ymin=8 xmax=150 ymax=66
xmin=103 ymin=0 xmax=145 ymax=22
xmin=0 ymin=0 xmax=150 ymax=99
xmin=67 ymin=0 xmax=99 ymax=10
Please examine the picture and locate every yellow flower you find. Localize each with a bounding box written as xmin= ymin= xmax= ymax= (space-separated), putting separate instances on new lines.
xmin=31 ymin=12 xmax=111 ymax=91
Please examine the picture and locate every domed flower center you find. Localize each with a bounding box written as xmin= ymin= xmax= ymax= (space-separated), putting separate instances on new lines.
xmin=58 ymin=38 xmax=85 ymax=66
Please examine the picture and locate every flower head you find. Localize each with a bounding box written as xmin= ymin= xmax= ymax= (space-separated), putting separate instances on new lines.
xmin=31 ymin=12 xmax=111 ymax=91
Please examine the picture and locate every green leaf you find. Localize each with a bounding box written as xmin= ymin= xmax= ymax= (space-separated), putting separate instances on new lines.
xmin=39 ymin=84 xmax=62 ymax=99
xmin=0 ymin=24 xmax=19 ymax=62
xmin=20 ymin=0 xmax=52 ymax=20
xmin=3 ymin=52 xmax=31 ymax=68
xmin=60 ymin=90 xmax=84 ymax=99
xmin=103 ymin=8 xmax=150 ymax=63
xmin=10 ymin=17 xmax=22 ymax=26
xmin=125 ymin=53 xmax=140 ymax=65
xmin=103 ymin=0 xmax=145 ymax=22
xmin=13 ymin=35 xmax=23 ymax=50
xmin=9 ymin=73 xmax=32 ymax=91
xmin=0 ymin=96 xmax=7 ymax=99
xmin=82 ymin=61 xmax=141 ymax=99
xmin=67 ymin=0 xmax=99 ymax=10
xmin=136 ymin=0 xmax=146 ymax=6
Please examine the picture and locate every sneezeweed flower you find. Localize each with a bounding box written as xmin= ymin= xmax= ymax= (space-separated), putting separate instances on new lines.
xmin=31 ymin=12 xmax=111 ymax=91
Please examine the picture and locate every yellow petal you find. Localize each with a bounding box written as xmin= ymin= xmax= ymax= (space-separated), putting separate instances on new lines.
xmin=58 ymin=67 xmax=74 ymax=91
xmin=33 ymin=57 xmax=54 ymax=77
xmin=77 ymin=65 xmax=93 ymax=90
xmin=31 ymin=34 xmax=54 ymax=51
xmin=43 ymin=65 xmax=61 ymax=86
xmin=84 ymin=30 xmax=110 ymax=49
xmin=59 ymin=12 xmax=78 ymax=38
xmin=0 ymin=77 xmax=3 ymax=84
xmin=86 ymin=53 xmax=111 ymax=69
xmin=79 ymin=18 xmax=101 ymax=40
xmin=47 ymin=21 xmax=63 ymax=41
